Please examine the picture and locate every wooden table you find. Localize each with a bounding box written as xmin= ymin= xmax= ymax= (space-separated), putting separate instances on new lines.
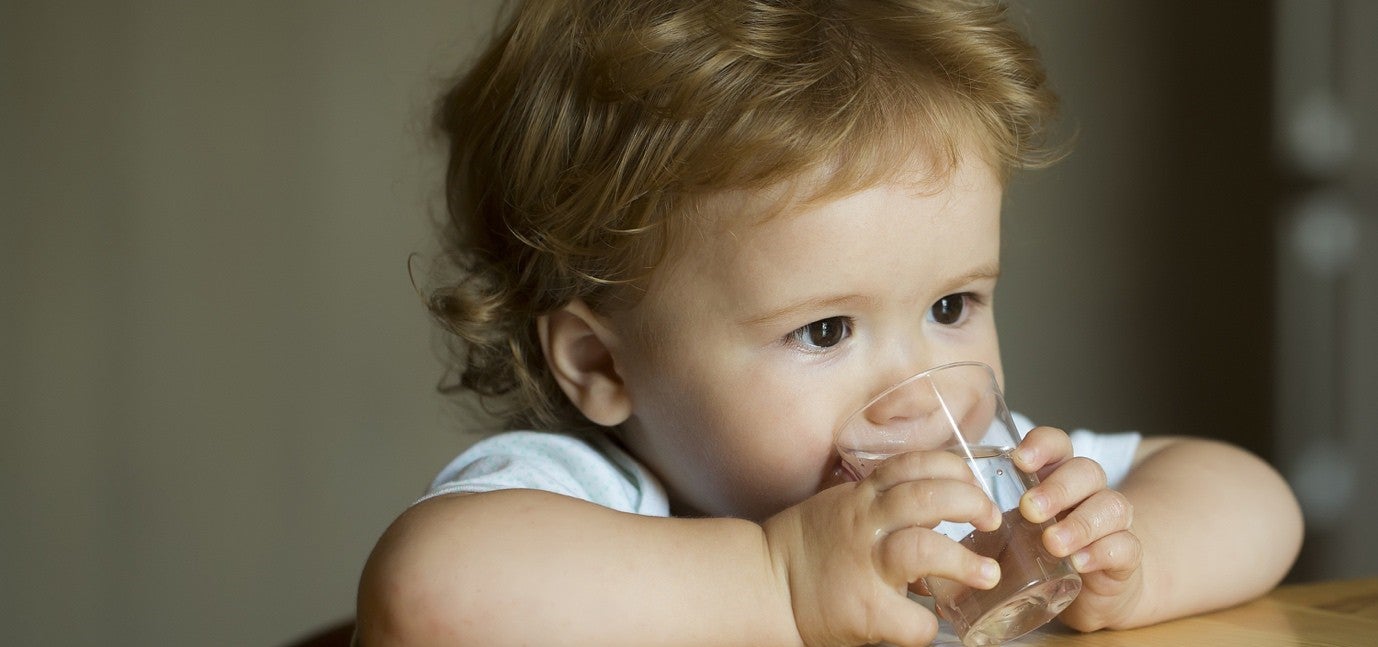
xmin=937 ymin=577 xmax=1378 ymax=646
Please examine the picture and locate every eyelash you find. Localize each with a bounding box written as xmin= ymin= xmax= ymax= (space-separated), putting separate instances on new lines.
xmin=928 ymin=292 xmax=980 ymax=326
xmin=781 ymin=292 xmax=986 ymax=353
xmin=785 ymin=316 xmax=854 ymax=353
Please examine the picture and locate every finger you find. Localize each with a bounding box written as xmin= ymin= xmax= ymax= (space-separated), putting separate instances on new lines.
xmin=868 ymin=449 xmax=978 ymax=491
xmin=1069 ymin=530 xmax=1142 ymax=583
xmin=868 ymin=591 xmax=940 ymax=647
xmin=1043 ymin=489 xmax=1133 ymax=558
xmin=876 ymin=526 xmax=1001 ymax=592
xmin=1020 ymin=456 xmax=1108 ymax=524
xmin=1011 ymin=426 xmax=1073 ymax=478
xmin=876 ymin=478 xmax=1002 ymax=532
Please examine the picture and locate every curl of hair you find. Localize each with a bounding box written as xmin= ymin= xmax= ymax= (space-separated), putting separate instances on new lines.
xmin=429 ymin=0 xmax=1060 ymax=432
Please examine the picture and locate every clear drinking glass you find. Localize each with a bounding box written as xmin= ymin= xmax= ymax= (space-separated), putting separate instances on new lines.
xmin=834 ymin=361 xmax=1081 ymax=646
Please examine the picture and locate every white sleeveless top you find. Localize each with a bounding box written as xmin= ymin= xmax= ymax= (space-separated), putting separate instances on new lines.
xmin=419 ymin=414 xmax=1141 ymax=517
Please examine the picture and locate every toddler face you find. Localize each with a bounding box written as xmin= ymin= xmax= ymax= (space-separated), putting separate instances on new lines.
xmin=607 ymin=155 xmax=1004 ymax=521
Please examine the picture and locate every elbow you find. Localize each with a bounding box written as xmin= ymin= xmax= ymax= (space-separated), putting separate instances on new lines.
xmin=1273 ymin=459 xmax=1306 ymax=584
xmin=356 ymin=551 xmax=453 ymax=646
xmin=1207 ymin=443 xmax=1300 ymax=589
xmin=1141 ymin=438 xmax=1305 ymax=594
xmin=355 ymin=498 xmax=489 ymax=647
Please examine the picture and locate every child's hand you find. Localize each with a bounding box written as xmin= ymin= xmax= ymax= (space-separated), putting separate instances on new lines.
xmin=1013 ymin=426 xmax=1144 ymax=631
xmin=763 ymin=450 xmax=1004 ymax=647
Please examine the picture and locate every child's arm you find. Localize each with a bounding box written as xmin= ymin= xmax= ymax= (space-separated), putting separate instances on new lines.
xmin=357 ymin=451 xmax=1002 ymax=647
xmin=1113 ymin=437 xmax=1302 ymax=624
xmin=1014 ymin=429 xmax=1303 ymax=631
xmin=356 ymin=489 xmax=799 ymax=646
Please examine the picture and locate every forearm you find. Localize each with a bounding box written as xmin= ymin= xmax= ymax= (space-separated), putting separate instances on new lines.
xmin=1117 ymin=438 xmax=1303 ymax=627
xmin=357 ymin=489 xmax=801 ymax=646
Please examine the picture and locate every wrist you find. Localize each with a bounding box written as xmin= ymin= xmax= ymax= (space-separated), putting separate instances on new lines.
xmin=761 ymin=509 xmax=809 ymax=647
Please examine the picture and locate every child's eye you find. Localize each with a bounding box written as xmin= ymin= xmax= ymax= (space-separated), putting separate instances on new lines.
xmin=787 ymin=316 xmax=853 ymax=351
xmin=928 ymin=293 xmax=970 ymax=326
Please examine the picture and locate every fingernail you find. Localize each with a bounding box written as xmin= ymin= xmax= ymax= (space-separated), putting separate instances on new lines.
xmin=1072 ymin=550 xmax=1091 ymax=571
xmin=1048 ymin=527 xmax=1071 ymax=555
xmin=1024 ymin=492 xmax=1048 ymax=518
xmin=1014 ymin=446 xmax=1037 ymax=467
xmin=981 ymin=560 xmax=1001 ymax=586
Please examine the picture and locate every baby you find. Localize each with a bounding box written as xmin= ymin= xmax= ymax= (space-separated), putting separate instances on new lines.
xmin=358 ymin=1 xmax=1303 ymax=645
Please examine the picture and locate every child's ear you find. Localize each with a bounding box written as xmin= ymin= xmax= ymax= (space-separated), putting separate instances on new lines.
xmin=537 ymin=299 xmax=631 ymax=427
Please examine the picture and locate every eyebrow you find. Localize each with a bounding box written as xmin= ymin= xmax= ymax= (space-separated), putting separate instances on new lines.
xmin=940 ymin=262 xmax=1002 ymax=294
xmin=738 ymin=294 xmax=875 ymax=328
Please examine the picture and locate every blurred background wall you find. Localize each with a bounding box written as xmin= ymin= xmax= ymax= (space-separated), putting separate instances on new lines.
xmin=2 ymin=1 xmax=1374 ymax=645
xmin=999 ymin=0 xmax=1378 ymax=589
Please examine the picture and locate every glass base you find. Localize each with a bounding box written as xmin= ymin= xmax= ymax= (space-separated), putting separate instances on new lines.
xmin=960 ymin=574 xmax=1081 ymax=647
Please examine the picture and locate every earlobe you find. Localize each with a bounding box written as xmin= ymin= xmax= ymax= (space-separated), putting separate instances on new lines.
xmin=537 ymin=300 xmax=631 ymax=427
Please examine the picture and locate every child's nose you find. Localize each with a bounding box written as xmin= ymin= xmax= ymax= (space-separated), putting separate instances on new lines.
xmin=858 ymin=372 xmax=984 ymax=450
xmin=862 ymin=377 xmax=942 ymax=427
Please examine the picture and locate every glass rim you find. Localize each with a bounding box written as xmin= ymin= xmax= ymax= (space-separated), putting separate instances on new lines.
xmin=834 ymin=360 xmax=999 ymax=441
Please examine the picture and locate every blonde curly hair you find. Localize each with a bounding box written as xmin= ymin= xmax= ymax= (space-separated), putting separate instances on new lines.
xmin=428 ymin=0 xmax=1059 ymax=432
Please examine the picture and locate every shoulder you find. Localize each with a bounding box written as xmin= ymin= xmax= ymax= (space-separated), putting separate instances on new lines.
xmin=421 ymin=431 xmax=669 ymax=517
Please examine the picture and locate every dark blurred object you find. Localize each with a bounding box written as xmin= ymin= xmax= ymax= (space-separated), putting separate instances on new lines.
xmin=284 ymin=619 xmax=354 ymax=647
xmin=1271 ymin=0 xmax=1378 ymax=583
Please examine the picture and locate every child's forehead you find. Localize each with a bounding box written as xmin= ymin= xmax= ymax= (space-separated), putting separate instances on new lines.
xmin=607 ymin=148 xmax=998 ymax=319
xmin=682 ymin=153 xmax=969 ymax=238
xmin=622 ymin=154 xmax=1001 ymax=329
